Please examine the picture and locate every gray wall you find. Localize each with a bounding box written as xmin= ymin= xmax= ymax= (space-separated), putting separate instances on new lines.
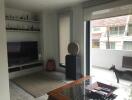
xmin=0 ymin=0 xmax=10 ymax=99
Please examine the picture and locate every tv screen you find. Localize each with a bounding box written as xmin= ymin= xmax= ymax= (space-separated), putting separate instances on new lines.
xmin=7 ymin=41 xmax=38 ymax=66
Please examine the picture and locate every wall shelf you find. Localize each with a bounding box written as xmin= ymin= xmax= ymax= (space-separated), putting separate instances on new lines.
xmin=5 ymin=15 xmax=40 ymax=33
xmin=6 ymin=18 xmax=40 ymax=23
xmin=6 ymin=29 xmax=40 ymax=33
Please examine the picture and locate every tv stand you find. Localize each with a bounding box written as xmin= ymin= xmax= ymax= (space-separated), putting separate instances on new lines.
xmin=8 ymin=61 xmax=43 ymax=73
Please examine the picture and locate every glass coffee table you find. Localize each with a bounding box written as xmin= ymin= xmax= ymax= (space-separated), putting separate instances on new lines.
xmin=47 ymin=76 xmax=132 ymax=100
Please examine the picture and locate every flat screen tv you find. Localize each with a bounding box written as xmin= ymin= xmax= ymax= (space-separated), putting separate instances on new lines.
xmin=7 ymin=41 xmax=38 ymax=66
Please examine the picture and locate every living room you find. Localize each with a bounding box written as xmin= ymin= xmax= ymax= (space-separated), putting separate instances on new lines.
xmin=0 ymin=0 xmax=132 ymax=100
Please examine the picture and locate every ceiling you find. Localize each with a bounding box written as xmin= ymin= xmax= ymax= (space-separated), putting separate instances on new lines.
xmin=5 ymin=0 xmax=87 ymax=12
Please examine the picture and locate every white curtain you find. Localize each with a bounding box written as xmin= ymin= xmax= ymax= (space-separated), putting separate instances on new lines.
xmin=59 ymin=15 xmax=70 ymax=65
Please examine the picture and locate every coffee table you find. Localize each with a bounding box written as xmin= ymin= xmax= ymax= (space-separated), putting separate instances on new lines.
xmin=47 ymin=76 xmax=131 ymax=100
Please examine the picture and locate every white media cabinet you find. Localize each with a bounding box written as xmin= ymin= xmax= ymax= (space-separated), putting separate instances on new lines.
xmin=8 ymin=61 xmax=43 ymax=73
xmin=9 ymin=61 xmax=43 ymax=79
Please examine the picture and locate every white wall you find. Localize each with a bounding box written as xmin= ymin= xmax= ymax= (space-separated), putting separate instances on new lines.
xmin=58 ymin=5 xmax=84 ymax=74
xmin=0 ymin=0 xmax=10 ymax=99
xmin=92 ymin=48 xmax=132 ymax=70
xmin=72 ymin=5 xmax=84 ymax=74
xmin=7 ymin=31 xmax=40 ymax=42
xmin=6 ymin=8 xmax=42 ymax=56
xmin=6 ymin=8 xmax=41 ymax=42
xmin=41 ymin=12 xmax=59 ymax=69
xmin=5 ymin=8 xmax=43 ymax=78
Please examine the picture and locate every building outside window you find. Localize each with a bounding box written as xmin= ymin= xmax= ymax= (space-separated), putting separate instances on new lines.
xmin=109 ymin=26 xmax=118 ymax=35
xmin=106 ymin=42 xmax=115 ymax=49
xmin=119 ymin=26 xmax=125 ymax=35
xmin=128 ymin=24 xmax=132 ymax=36
xmin=91 ymin=15 xmax=132 ymax=51
xmin=109 ymin=26 xmax=125 ymax=36
xmin=124 ymin=41 xmax=132 ymax=50
xmin=92 ymin=41 xmax=100 ymax=48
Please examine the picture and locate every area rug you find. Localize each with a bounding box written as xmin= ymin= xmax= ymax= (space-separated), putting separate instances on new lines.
xmin=12 ymin=72 xmax=66 ymax=98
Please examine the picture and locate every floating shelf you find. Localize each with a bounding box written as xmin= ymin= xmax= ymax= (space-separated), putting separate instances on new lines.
xmin=6 ymin=18 xmax=40 ymax=23
xmin=6 ymin=29 xmax=40 ymax=33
